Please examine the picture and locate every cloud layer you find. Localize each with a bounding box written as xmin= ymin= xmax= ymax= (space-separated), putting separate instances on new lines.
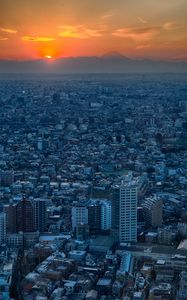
xmin=58 ymin=25 xmax=103 ymax=39
xmin=112 ymin=26 xmax=160 ymax=41
xmin=0 ymin=0 xmax=186 ymax=60
xmin=0 ymin=27 xmax=17 ymax=34
xmin=22 ymin=36 xmax=56 ymax=42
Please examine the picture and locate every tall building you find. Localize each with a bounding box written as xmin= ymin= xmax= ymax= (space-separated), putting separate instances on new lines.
xmin=101 ymin=201 xmax=112 ymax=231
xmin=112 ymin=174 xmax=138 ymax=244
xmin=88 ymin=201 xmax=101 ymax=234
xmin=16 ymin=197 xmax=34 ymax=232
xmin=142 ymin=196 xmax=163 ymax=228
xmin=119 ymin=180 xmax=138 ymax=243
xmin=72 ymin=206 xmax=88 ymax=230
xmin=112 ymin=187 xmax=120 ymax=233
xmin=137 ymin=207 xmax=145 ymax=233
xmin=0 ymin=212 xmax=6 ymax=245
xmin=3 ymin=203 xmax=17 ymax=233
xmin=33 ymin=199 xmax=47 ymax=232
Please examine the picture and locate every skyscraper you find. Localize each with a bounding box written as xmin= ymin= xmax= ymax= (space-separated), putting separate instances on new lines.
xmin=0 ymin=212 xmax=6 ymax=245
xmin=16 ymin=197 xmax=34 ymax=232
xmin=112 ymin=174 xmax=138 ymax=244
xmin=100 ymin=201 xmax=112 ymax=231
xmin=88 ymin=201 xmax=101 ymax=234
xmin=33 ymin=199 xmax=47 ymax=232
xmin=4 ymin=203 xmax=17 ymax=233
xmin=112 ymin=187 xmax=120 ymax=233
xmin=119 ymin=180 xmax=138 ymax=243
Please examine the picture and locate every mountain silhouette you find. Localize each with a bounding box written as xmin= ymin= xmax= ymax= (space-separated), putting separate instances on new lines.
xmin=0 ymin=56 xmax=187 ymax=73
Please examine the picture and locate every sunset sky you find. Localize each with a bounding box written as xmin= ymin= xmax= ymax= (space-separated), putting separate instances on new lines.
xmin=0 ymin=0 xmax=187 ymax=60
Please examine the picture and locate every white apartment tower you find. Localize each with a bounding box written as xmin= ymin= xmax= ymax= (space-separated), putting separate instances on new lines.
xmin=119 ymin=177 xmax=138 ymax=244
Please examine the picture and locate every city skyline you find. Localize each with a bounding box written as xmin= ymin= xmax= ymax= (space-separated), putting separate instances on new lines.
xmin=0 ymin=0 xmax=187 ymax=60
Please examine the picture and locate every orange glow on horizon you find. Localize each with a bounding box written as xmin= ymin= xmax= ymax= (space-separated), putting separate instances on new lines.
xmin=0 ymin=0 xmax=187 ymax=61
xmin=38 ymin=44 xmax=62 ymax=60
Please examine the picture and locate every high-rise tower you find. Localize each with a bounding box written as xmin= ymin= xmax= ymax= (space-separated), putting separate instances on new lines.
xmin=16 ymin=197 xmax=34 ymax=232
xmin=112 ymin=174 xmax=138 ymax=244
xmin=119 ymin=180 xmax=137 ymax=243
xmin=0 ymin=212 xmax=6 ymax=245
xmin=33 ymin=199 xmax=47 ymax=232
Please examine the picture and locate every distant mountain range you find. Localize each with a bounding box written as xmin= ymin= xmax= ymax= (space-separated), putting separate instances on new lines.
xmin=0 ymin=54 xmax=187 ymax=73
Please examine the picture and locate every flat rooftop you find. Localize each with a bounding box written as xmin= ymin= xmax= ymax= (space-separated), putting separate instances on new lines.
xmin=89 ymin=235 xmax=117 ymax=248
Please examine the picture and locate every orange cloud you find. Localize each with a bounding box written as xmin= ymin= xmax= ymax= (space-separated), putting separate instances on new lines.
xmin=0 ymin=37 xmax=8 ymax=41
xmin=101 ymin=14 xmax=113 ymax=19
xmin=0 ymin=28 xmax=17 ymax=34
xmin=136 ymin=44 xmax=151 ymax=49
xmin=58 ymin=25 xmax=103 ymax=39
xmin=163 ymin=22 xmax=178 ymax=31
xmin=22 ymin=36 xmax=55 ymax=42
xmin=138 ymin=17 xmax=147 ymax=24
xmin=112 ymin=26 xmax=160 ymax=41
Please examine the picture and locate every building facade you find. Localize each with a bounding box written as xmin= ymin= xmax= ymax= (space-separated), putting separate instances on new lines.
xmin=119 ymin=181 xmax=137 ymax=243
xmin=16 ymin=197 xmax=34 ymax=232
xmin=101 ymin=201 xmax=112 ymax=231
xmin=0 ymin=212 xmax=6 ymax=245
xmin=33 ymin=199 xmax=47 ymax=232
xmin=4 ymin=203 xmax=17 ymax=234
xmin=142 ymin=196 xmax=162 ymax=228
xmin=88 ymin=202 xmax=101 ymax=233
xmin=72 ymin=206 xmax=88 ymax=230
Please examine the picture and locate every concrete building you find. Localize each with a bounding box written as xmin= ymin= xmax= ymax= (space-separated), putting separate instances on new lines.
xmin=178 ymin=215 xmax=187 ymax=238
xmin=142 ymin=196 xmax=162 ymax=228
xmin=112 ymin=186 xmax=120 ymax=234
xmin=76 ymin=223 xmax=89 ymax=240
xmin=157 ymin=227 xmax=176 ymax=245
xmin=33 ymin=199 xmax=47 ymax=232
xmin=0 ymin=212 xmax=6 ymax=245
xmin=88 ymin=202 xmax=101 ymax=233
xmin=119 ymin=176 xmax=138 ymax=243
xmin=178 ymin=271 xmax=187 ymax=300
xmin=96 ymin=278 xmax=112 ymax=296
xmin=149 ymin=283 xmax=171 ymax=300
xmin=137 ymin=207 xmax=145 ymax=233
xmin=72 ymin=206 xmax=88 ymax=230
xmin=16 ymin=197 xmax=34 ymax=232
xmin=101 ymin=201 xmax=112 ymax=231
xmin=4 ymin=203 xmax=17 ymax=233
xmin=6 ymin=232 xmax=24 ymax=248
xmin=0 ymin=170 xmax=14 ymax=187
xmin=112 ymin=174 xmax=144 ymax=243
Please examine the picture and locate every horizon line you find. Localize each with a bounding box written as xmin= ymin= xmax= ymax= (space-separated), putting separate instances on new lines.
xmin=0 ymin=55 xmax=187 ymax=63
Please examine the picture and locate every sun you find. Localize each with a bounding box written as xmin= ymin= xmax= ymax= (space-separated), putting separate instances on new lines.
xmin=45 ymin=55 xmax=52 ymax=59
